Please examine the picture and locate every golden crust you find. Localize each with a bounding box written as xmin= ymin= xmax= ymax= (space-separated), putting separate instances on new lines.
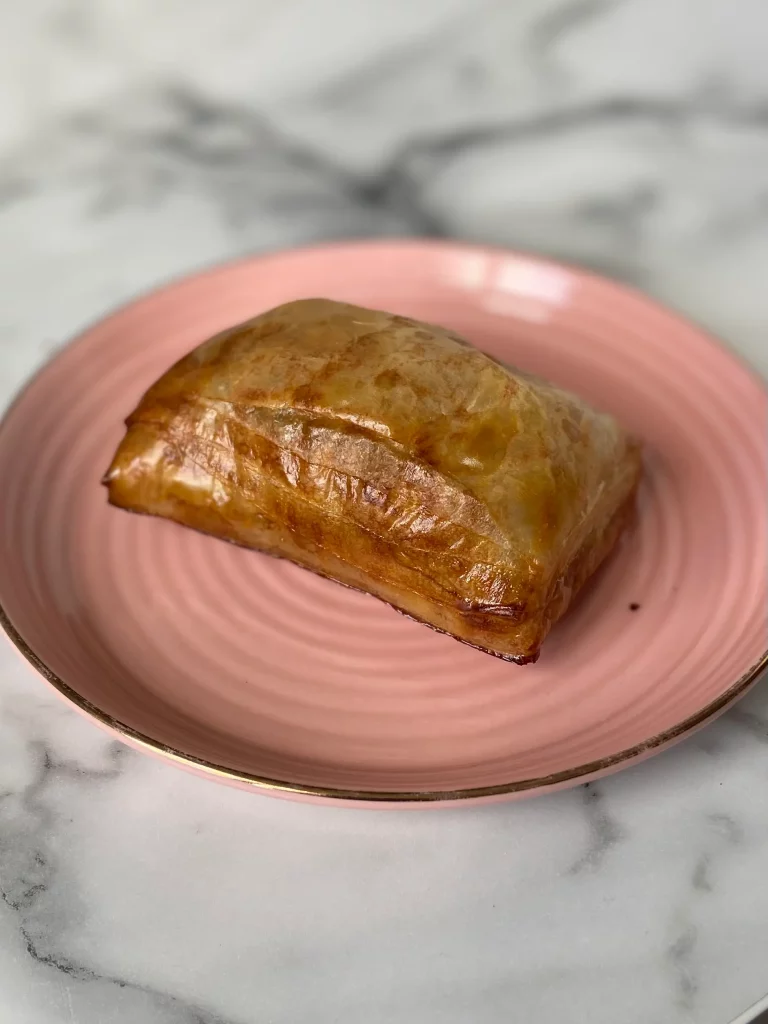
xmin=104 ymin=299 xmax=642 ymax=663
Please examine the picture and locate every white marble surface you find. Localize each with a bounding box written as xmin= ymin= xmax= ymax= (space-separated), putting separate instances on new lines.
xmin=1 ymin=2 xmax=767 ymax=1022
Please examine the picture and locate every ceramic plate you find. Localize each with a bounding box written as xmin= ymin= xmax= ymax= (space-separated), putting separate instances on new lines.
xmin=0 ymin=241 xmax=766 ymax=806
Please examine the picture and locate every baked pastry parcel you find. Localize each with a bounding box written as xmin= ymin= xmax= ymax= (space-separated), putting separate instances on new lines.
xmin=104 ymin=299 xmax=642 ymax=664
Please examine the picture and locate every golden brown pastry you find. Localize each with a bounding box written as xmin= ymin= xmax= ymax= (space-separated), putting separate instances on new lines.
xmin=104 ymin=299 xmax=642 ymax=663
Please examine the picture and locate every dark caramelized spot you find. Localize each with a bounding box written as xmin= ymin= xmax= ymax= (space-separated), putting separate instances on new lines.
xmin=464 ymin=422 xmax=504 ymax=471
xmin=374 ymin=368 xmax=403 ymax=390
xmin=412 ymin=426 xmax=439 ymax=467
xmin=241 ymin=387 xmax=268 ymax=404
xmin=292 ymin=382 xmax=322 ymax=407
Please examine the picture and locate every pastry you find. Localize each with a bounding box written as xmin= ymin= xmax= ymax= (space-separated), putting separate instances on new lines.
xmin=104 ymin=298 xmax=642 ymax=663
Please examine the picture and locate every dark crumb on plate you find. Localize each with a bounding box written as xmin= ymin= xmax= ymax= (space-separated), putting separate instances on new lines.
xmin=629 ymin=602 xmax=640 ymax=611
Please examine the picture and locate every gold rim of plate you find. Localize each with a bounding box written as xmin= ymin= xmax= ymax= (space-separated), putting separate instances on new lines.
xmin=2 ymin=601 xmax=766 ymax=803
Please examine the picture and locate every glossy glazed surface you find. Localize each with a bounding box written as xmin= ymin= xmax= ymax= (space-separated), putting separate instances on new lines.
xmin=105 ymin=298 xmax=641 ymax=664
xmin=0 ymin=242 xmax=765 ymax=803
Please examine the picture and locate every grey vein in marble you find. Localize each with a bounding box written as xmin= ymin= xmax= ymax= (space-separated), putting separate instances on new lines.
xmin=0 ymin=735 xmax=237 ymax=1024
xmin=568 ymin=783 xmax=626 ymax=874
xmin=727 ymin=708 xmax=768 ymax=743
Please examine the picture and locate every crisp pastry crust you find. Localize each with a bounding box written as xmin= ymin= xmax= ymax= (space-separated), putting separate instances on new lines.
xmin=103 ymin=298 xmax=642 ymax=663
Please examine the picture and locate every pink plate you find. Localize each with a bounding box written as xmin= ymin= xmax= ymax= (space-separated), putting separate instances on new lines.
xmin=0 ymin=241 xmax=766 ymax=806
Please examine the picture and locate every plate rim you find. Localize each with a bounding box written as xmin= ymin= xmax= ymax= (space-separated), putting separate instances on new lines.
xmin=1 ymin=238 xmax=766 ymax=804
xmin=2 ymin=599 xmax=766 ymax=802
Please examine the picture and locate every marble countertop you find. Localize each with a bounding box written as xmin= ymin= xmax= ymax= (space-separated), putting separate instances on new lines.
xmin=1 ymin=2 xmax=767 ymax=1022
